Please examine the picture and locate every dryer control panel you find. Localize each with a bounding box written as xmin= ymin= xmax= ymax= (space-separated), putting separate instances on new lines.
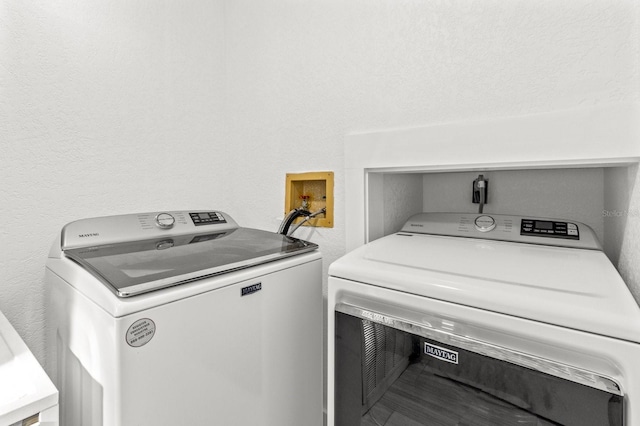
xmin=520 ymin=218 xmax=579 ymax=240
xmin=400 ymin=213 xmax=601 ymax=250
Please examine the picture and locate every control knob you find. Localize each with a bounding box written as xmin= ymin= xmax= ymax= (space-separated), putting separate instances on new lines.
xmin=474 ymin=215 xmax=496 ymax=232
xmin=155 ymin=213 xmax=175 ymax=229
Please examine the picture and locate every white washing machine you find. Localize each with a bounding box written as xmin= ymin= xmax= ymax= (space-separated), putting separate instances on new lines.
xmin=45 ymin=210 xmax=323 ymax=426
xmin=328 ymin=213 xmax=640 ymax=426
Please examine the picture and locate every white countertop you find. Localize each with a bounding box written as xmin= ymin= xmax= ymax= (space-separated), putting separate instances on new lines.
xmin=0 ymin=311 xmax=57 ymax=425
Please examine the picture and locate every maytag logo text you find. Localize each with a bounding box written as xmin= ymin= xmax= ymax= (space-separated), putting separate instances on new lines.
xmin=424 ymin=343 xmax=459 ymax=364
xmin=241 ymin=283 xmax=262 ymax=297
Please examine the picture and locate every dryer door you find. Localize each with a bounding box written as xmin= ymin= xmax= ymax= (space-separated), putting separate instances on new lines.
xmin=334 ymin=305 xmax=623 ymax=426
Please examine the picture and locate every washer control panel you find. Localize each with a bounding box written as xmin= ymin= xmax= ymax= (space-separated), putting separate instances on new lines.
xmin=520 ymin=218 xmax=579 ymax=240
xmin=61 ymin=210 xmax=238 ymax=250
xmin=189 ymin=212 xmax=227 ymax=226
xmin=155 ymin=212 xmax=176 ymax=229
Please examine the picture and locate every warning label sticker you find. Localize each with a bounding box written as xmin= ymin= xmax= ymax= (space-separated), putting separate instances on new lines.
xmin=126 ymin=318 xmax=156 ymax=347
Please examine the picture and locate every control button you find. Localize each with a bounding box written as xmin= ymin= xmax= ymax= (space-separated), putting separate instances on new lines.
xmin=156 ymin=239 xmax=174 ymax=250
xmin=567 ymin=223 xmax=577 ymax=230
xmin=568 ymin=229 xmax=578 ymax=236
xmin=155 ymin=213 xmax=175 ymax=229
xmin=474 ymin=215 xmax=496 ymax=232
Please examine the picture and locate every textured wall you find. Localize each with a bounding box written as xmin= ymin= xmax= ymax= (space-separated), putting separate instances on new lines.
xmin=223 ymin=0 xmax=639 ymax=294
xmin=0 ymin=0 xmax=227 ymax=360
xmin=383 ymin=174 xmax=424 ymax=236
xmin=617 ymin=166 xmax=640 ymax=302
xmin=421 ymin=169 xmax=606 ymax=241
xmin=1 ymin=0 xmax=638 ymax=368
xmin=617 ymin=1 xmax=640 ymax=303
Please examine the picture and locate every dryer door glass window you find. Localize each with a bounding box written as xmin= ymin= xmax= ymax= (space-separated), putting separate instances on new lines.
xmin=334 ymin=311 xmax=623 ymax=426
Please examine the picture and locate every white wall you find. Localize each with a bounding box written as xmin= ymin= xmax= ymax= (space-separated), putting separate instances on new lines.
xmin=420 ymin=169 xmax=606 ymax=241
xmin=0 ymin=0 xmax=227 ymax=360
xmin=1 ymin=0 xmax=639 ymax=369
xmin=619 ymin=1 xmax=640 ymax=299
xmin=615 ymin=166 xmax=640 ymax=299
xmin=224 ymin=0 xmax=639 ymax=294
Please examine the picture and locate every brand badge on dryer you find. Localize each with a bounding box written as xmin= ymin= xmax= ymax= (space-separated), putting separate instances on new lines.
xmin=424 ymin=342 xmax=459 ymax=364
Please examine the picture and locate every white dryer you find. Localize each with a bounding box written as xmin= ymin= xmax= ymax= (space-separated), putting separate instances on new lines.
xmin=328 ymin=213 xmax=640 ymax=426
xmin=45 ymin=210 xmax=322 ymax=426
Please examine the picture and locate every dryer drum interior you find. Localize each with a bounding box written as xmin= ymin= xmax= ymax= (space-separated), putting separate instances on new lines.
xmin=335 ymin=309 xmax=622 ymax=426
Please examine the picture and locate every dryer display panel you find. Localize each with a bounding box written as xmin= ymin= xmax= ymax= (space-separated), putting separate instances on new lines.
xmin=335 ymin=311 xmax=623 ymax=426
xmin=64 ymin=228 xmax=317 ymax=297
xmin=520 ymin=218 xmax=580 ymax=239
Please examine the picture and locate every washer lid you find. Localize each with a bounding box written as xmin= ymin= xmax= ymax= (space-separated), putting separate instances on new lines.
xmin=65 ymin=228 xmax=317 ymax=297
xmin=330 ymin=231 xmax=640 ymax=344
xmin=60 ymin=211 xmax=318 ymax=297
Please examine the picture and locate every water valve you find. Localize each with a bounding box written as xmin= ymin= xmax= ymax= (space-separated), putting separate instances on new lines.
xmin=472 ymin=176 xmax=488 ymax=204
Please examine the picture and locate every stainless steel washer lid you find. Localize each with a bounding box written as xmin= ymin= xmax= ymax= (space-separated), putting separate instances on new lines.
xmin=60 ymin=211 xmax=318 ymax=297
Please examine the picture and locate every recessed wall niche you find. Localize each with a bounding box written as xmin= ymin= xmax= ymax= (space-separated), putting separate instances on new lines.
xmin=345 ymin=103 xmax=640 ymax=265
